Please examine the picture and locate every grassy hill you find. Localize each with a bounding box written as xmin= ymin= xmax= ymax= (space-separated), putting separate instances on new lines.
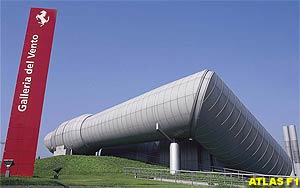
xmin=1 ymin=155 xmax=198 ymax=187
xmin=34 ymin=155 xmax=165 ymax=177
xmin=1 ymin=155 xmax=237 ymax=187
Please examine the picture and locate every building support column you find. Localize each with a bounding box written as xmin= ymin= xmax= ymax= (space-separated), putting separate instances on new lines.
xmin=156 ymin=122 xmax=180 ymax=175
xmin=170 ymin=142 xmax=180 ymax=175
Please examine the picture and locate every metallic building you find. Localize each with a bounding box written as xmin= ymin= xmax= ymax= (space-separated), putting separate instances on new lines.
xmin=45 ymin=70 xmax=292 ymax=175
xmin=283 ymin=125 xmax=300 ymax=176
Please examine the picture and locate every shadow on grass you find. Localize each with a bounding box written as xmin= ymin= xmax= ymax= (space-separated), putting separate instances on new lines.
xmin=0 ymin=176 xmax=68 ymax=187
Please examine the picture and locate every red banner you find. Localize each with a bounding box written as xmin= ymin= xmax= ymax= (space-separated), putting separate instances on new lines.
xmin=1 ymin=8 xmax=57 ymax=177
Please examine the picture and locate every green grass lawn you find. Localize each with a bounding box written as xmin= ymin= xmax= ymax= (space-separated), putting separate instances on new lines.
xmin=0 ymin=155 xmax=238 ymax=187
xmin=34 ymin=155 xmax=165 ymax=177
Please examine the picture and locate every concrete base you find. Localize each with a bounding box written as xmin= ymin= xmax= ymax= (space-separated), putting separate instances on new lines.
xmin=54 ymin=145 xmax=71 ymax=156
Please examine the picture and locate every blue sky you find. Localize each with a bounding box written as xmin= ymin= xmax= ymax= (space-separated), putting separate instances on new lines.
xmin=1 ymin=1 xmax=299 ymax=158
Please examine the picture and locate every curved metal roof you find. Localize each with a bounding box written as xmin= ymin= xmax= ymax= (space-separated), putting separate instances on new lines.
xmin=45 ymin=69 xmax=292 ymax=175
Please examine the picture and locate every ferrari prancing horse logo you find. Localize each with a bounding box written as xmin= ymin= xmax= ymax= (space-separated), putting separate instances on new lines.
xmin=36 ymin=10 xmax=49 ymax=27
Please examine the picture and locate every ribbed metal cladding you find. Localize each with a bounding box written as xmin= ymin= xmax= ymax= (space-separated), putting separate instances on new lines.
xmin=45 ymin=114 xmax=93 ymax=154
xmin=45 ymin=70 xmax=208 ymax=153
xmin=45 ymin=69 xmax=292 ymax=175
xmin=288 ymin=125 xmax=300 ymax=164
xmin=193 ymin=72 xmax=292 ymax=175
xmin=44 ymin=132 xmax=54 ymax=152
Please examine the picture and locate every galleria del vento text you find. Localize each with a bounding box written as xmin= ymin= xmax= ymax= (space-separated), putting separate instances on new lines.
xmin=18 ymin=34 xmax=38 ymax=112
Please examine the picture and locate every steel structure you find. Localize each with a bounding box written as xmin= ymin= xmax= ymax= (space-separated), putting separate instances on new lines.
xmin=45 ymin=70 xmax=292 ymax=175
xmin=283 ymin=125 xmax=300 ymax=176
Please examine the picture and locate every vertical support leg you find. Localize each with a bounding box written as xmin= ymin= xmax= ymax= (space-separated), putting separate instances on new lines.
xmin=170 ymin=142 xmax=180 ymax=175
xmin=5 ymin=169 xmax=10 ymax=178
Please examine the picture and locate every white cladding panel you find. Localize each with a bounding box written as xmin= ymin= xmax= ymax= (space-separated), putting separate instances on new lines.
xmin=54 ymin=120 xmax=69 ymax=147
xmin=62 ymin=114 xmax=92 ymax=150
xmin=79 ymin=71 xmax=206 ymax=147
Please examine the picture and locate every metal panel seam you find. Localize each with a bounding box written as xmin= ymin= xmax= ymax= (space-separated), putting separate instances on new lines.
xmin=80 ymin=114 xmax=93 ymax=150
xmin=188 ymin=70 xmax=210 ymax=138
xmin=61 ymin=121 xmax=70 ymax=147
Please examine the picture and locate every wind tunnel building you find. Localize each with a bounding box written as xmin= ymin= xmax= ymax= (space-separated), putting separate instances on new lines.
xmin=45 ymin=69 xmax=292 ymax=175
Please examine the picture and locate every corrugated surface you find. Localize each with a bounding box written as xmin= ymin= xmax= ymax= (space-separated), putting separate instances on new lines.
xmin=193 ymin=72 xmax=292 ymax=175
xmin=45 ymin=70 xmax=292 ymax=175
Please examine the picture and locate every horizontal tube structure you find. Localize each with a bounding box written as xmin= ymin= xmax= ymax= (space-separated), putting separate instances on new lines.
xmin=192 ymin=72 xmax=292 ymax=175
xmin=45 ymin=69 xmax=292 ymax=175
